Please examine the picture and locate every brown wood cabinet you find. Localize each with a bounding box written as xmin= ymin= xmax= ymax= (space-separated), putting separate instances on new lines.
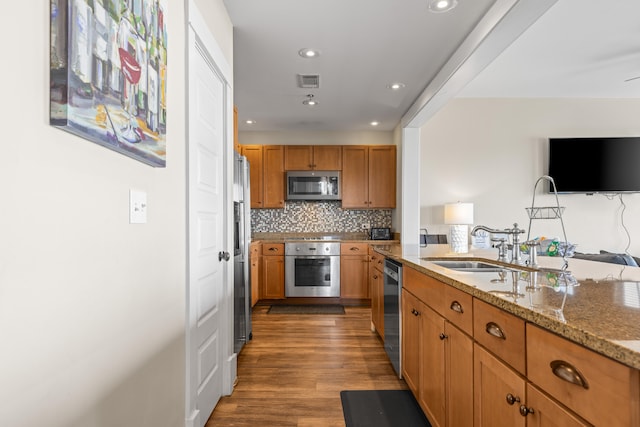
xmin=400 ymin=265 xmax=613 ymax=427
xmin=340 ymin=243 xmax=369 ymax=298
xmin=403 ymin=267 xmax=473 ymax=427
xmin=341 ymin=145 xmax=396 ymax=209
xmin=402 ymin=289 xmax=423 ymax=396
xmin=241 ymin=145 xmax=263 ymax=208
xmin=284 ymin=145 xmax=342 ymax=170
xmin=263 ymin=145 xmax=285 ymax=208
xmin=241 ymin=145 xmax=285 ymax=208
xmin=527 ymin=324 xmax=639 ymax=426
xmin=233 ymin=105 xmax=240 ymax=153
xmin=369 ymin=247 xmax=385 ymax=338
xmin=249 ymin=242 xmax=261 ymax=307
xmin=474 ymin=299 xmax=526 ymax=375
xmin=261 ymin=243 xmax=284 ymax=299
xmin=474 ymin=344 xmax=526 ymax=427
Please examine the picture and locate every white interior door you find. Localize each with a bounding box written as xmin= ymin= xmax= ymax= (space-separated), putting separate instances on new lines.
xmin=186 ymin=19 xmax=230 ymax=427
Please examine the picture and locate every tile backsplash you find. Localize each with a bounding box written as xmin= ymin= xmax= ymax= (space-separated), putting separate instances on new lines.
xmin=250 ymin=201 xmax=392 ymax=233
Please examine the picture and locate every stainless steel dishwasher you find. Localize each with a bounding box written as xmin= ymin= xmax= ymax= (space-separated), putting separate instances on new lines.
xmin=383 ymin=258 xmax=403 ymax=378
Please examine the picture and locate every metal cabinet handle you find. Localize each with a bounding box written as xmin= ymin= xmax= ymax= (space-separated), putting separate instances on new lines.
xmin=218 ymin=251 xmax=230 ymax=261
xmin=350 ymin=246 xmax=360 ymax=252
xmin=411 ymin=308 xmax=420 ymax=316
xmin=505 ymin=393 xmax=520 ymax=405
xmin=450 ymin=300 xmax=464 ymax=314
xmin=439 ymin=333 xmax=448 ymax=340
xmin=550 ymin=360 xmax=589 ymax=389
xmin=268 ymin=247 xmax=279 ymax=252
xmin=485 ymin=322 xmax=506 ymax=340
xmin=519 ymin=405 xmax=535 ymax=417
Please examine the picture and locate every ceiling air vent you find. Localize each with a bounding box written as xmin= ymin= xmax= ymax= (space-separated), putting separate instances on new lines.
xmin=297 ymin=74 xmax=320 ymax=89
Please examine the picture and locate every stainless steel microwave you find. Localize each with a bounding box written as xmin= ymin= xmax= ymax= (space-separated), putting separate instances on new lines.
xmin=286 ymin=171 xmax=341 ymax=200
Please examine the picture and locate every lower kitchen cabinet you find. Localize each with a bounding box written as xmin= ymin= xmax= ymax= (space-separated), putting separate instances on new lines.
xmin=261 ymin=243 xmax=284 ymax=299
xmin=525 ymin=383 xmax=590 ymax=427
xmin=340 ymin=243 xmax=369 ymax=298
xmin=474 ymin=344 xmax=526 ymax=427
xmin=369 ymin=247 xmax=385 ymax=338
xmin=402 ymin=266 xmax=640 ymax=427
xmin=402 ymin=289 xmax=423 ymax=395
xmin=527 ymin=323 xmax=639 ymax=426
xmin=403 ymin=286 xmax=473 ymax=427
xmin=249 ymin=242 xmax=261 ymax=307
xmin=399 ymin=264 xmax=610 ymax=427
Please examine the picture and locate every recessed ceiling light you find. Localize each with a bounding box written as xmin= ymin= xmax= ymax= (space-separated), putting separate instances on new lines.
xmin=428 ymin=0 xmax=458 ymax=13
xmin=302 ymin=94 xmax=318 ymax=106
xmin=245 ymin=119 xmax=256 ymax=125
xmin=370 ymin=121 xmax=380 ymax=127
xmin=298 ymin=48 xmax=320 ymax=58
xmin=387 ymin=82 xmax=406 ymax=90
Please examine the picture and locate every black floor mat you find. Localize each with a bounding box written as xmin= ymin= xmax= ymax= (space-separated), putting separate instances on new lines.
xmin=340 ymin=390 xmax=431 ymax=427
xmin=267 ymin=304 xmax=345 ymax=314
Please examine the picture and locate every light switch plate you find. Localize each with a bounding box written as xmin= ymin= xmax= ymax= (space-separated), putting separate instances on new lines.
xmin=130 ymin=189 xmax=147 ymax=224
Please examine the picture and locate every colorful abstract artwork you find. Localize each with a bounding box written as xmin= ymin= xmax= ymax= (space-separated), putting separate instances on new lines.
xmin=50 ymin=0 xmax=168 ymax=167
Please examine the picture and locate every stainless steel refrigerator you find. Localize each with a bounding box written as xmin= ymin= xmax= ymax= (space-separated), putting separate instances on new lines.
xmin=233 ymin=152 xmax=252 ymax=353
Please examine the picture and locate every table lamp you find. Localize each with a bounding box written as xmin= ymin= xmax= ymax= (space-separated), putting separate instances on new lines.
xmin=444 ymin=202 xmax=474 ymax=253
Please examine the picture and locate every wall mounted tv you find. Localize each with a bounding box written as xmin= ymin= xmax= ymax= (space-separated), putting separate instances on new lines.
xmin=548 ymin=137 xmax=640 ymax=194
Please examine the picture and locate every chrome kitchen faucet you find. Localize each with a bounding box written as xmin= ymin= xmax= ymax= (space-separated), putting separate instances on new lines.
xmin=471 ymin=223 xmax=526 ymax=265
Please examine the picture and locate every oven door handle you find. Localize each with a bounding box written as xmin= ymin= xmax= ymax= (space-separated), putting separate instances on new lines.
xmin=286 ymin=255 xmax=337 ymax=260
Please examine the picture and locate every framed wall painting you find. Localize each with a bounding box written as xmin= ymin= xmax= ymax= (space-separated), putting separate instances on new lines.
xmin=50 ymin=0 xmax=168 ymax=167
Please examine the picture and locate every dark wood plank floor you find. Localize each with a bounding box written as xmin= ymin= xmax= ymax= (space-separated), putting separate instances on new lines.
xmin=206 ymin=304 xmax=408 ymax=426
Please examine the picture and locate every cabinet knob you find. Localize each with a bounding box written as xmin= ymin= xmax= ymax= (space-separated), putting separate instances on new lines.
xmin=505 ymin=393 xmax=520 ymax=406
xmin=411 ymin=308 xmax=420 ymax=316
xmin=439 ymin=333 xmax=448 ymax=340
xmin=519 ymin=405 xmax=535 ymax=417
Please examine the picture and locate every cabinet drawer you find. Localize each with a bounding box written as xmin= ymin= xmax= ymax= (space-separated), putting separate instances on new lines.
xmin=340 ymin=242 xmax=369 ymax=255
xmin=262 ymin=243 xmax=284 ymax=255
xmin=403 ymin=266 xmax=445 ymax=314
xmin=473 ymin=299 xmax=525 ymax=375
xmin=527 ymin=324 xmax=640 ymax=426
xmin=443 ymin=285 xmax=473 ymax=336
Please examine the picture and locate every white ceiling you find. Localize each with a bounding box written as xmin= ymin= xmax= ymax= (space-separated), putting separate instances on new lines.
xmin=460 ymin=0 xmax=640 ymax=98
xmin=224 ymin=0 xmax=640 ymax=133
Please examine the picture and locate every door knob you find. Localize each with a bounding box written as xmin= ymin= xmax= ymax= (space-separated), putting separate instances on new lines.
xmin=218 ymin=251 xmax=231 ymax=261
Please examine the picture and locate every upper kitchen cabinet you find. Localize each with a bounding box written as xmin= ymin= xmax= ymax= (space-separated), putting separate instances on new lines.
xmin=241 ymin=145 xmax=285 ymax=208
xmin=341 ymin=145 xmax=396 ymax=209
xmin=233 ymin=106 xmax=240 ymax=153
xmin=284 ymin=145 xmax=342 ymax=171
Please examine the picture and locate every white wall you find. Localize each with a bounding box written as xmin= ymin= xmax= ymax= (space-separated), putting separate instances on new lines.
xmin=420 ymin=98 xmax=640 ymax=256
xmin=0 ymin=2 xmax=232 ymax=427
xmin=238 ymin=130 xmax=393 ymax=146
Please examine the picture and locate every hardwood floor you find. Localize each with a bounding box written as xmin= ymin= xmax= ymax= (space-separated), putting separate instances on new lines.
xmin=206 ymin=304 xmax=408 ymax=426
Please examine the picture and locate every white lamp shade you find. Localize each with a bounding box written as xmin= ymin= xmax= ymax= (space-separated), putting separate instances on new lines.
xmin=444 ymin=202 xmax=474 ymax=225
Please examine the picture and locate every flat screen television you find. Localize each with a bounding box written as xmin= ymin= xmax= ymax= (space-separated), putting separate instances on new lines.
xmin=547 ymin=137 xmax=640 ymax=193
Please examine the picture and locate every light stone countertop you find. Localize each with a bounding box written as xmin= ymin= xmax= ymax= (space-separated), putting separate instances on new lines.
xmin=374 ymin=243 xmax=640 ymax=370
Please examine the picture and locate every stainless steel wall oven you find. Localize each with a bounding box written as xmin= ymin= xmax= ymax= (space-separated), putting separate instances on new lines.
xmin=285 ymin=241 xmax=340 ymax=297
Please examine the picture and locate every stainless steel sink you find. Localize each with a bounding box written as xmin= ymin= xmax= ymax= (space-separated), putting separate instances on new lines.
xmin=425 ymin=260 xmax=514 ymax=272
